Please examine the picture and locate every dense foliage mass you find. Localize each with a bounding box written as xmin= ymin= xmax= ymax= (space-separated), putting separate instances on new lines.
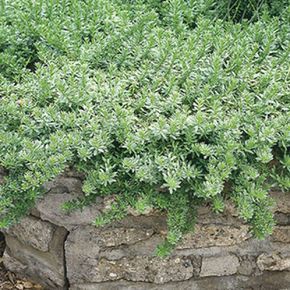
xmin=0 ymin=0 xmax=289 ymax=255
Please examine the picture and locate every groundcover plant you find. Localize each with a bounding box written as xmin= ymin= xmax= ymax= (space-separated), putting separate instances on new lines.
xmin=0 ymin=0 xmax=289 ymax=255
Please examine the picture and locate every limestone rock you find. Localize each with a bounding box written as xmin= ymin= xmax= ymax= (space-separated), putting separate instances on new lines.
xmin=5 ymin=216 xmax=55 ymax=252
xmin=223 ymin=201 xmax=239 ymax=217
xmin=237 ymin=256 xmax=256 ymax=276
xmin=127 ymin=205 xmax=155 ymax=217
xmin=97 ymin=228 xmax=154 ymax=247
xmin=272 ymin=226 xmax=290 ymax=243
xmin=116 ymin=215 xmax=167 ymax=232
xmin=62 ymin=168 xmax=86 ymax=179
xmin=257 ymin=253 xmax=290 ymax=271
xmin=36 ymin=192 xmax=103 ymax=230
xmin=196 ymin=204 xmax=241 ymax=225
xmin=66 ymin=225 xmax=154 ymax=251
xmin=274 ymin=212 xmax=290 ymax=226
xmin=271 ymin=191 xmax=290 ymax=214
xmin=4 ymin=235 xmax=66 ymax=288
xmin=177 ymin=224 xmax=250 ymax=249
xmin=67 ymin=271 xmax=290 ymax=290
xmin=43 ymin=176 xmax=83 ymax=194
xmin=200 ymin=255 xmax=240 ymax=277
xmin=67 ymin=255 xmax=195 ymax=284
xmin=65 ymin=226 xmax=169 ymax=284
xmin=65 ymin=225 xmax=102 ymax=281
xmin=3 ymin=250 xmax=27 ymax=273
xmin=99 ymin=234 xmax=165 ymax=260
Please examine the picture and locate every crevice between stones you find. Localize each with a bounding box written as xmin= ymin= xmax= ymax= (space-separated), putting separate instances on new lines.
xmin=63 ymin=230 xmax=70 ymax=290
xmin=0 ymin=231 xmax=5 ymax=256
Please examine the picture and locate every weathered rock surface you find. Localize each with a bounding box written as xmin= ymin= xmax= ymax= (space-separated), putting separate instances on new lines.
xmin=67 ymin=255 xmax=195 ymax=284
xmin=65 ymin=225 xmax=155 ymax=252
xmin=4 ymin=235 xmax=66 ymax=288
xmin=69 ymin=271 xmax=290 ymax=290
xmin=43 ymin=176 xmax=83 ymax=194
xmin=257 ymin=253 xmax=290 ymax=271
xmin=275 ymin=212 xmax=290 ymax=225
xmin=196 ymin=202 xmax=241 ymax=225
xmin=272 ymin=226 xmax=290 ymax=243
xmin=237 ymin=256 xmax=256 ymax=276
xmin=271 ymin=191 xmax=290 ymax=214
xmin=66 ymin=225 xmax=197 ymax=284
xmin=36 ymin=192 xmax=103 ymax=230
xmin=116 ymin=214 xmax=167 ymax=232
xmin=5 ymin=216 xmax=55 ymax=252
xmin=178 ymin=224 xmax=250 ymax=249
xmin=3 ymin=220 xmax=68 ymax=289
xmin=99 ymin=234 xmax=165 ymax=260
xmin=96 ymin=228 xmax=154 ymax=247
xmin=3 ymin=250 xmax=27 ymax=273
xmin=200 ymin=255 xmax=240 ymax=277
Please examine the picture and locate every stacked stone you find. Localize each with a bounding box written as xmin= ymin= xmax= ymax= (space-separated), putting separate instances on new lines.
xmin=1 ymin=170 xmax=290 ymax=289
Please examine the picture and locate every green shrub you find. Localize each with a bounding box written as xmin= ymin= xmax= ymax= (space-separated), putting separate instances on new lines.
xmin=0 ymin=0 xmax=289 ymax=255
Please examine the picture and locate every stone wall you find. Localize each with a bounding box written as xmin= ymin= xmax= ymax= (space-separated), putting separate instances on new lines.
xmin=1 ymin=170 xmax=290 ymax=290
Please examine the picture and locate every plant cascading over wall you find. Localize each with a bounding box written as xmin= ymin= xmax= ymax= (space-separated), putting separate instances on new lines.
xmin=0 ymin=0 xmax=289 ymax=255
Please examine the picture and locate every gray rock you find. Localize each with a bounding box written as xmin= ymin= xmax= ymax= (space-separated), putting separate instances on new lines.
xmin=97 ymin=227 xmax=154 ymax=247
xmin=36 ymin=192 xmax=103 ymax=230
xmin=257 ymin=253 xmax=290 ymax=271
xmin=66 ymin=225 xmax=155 ymax=253
xmin=65 ymin=226 xmax=101 ymax=284
xmin=99 ymin=234 xmax=165 ymax=260
xmin=272 ymin=226 xmax=290 ymax=243
xmin=115 ymin=214 xmax=167 ymax=232
xmin=67 ymin=255 xmax=195 ymax=284
xmin=69 ymin=271 xmax=290 ymax=290
xmin=200 ymin=255 xmax=240 ymax=277
xmin=3 ymin=250 xmax=27 ymax=273
xmin=275 ymin=212 xmax=290 ymax=226
xmin=61 ymin=168 xmax=86 ymax=179
xmin=177 ymin=224 xmax=250 ymax=249
xmin=271 ymin=191 xmax=290 ymax=214
xmin=196 ymin=204 xmax=241 ymax=225
xmin=237 ymin=256 xmax=256 ymax=276
xmin=66 ymin=226 xmax=194 ymax=284
xmin=5 ymin=215 xmax=55 ymax=252
xmin=43 ymin=176 xmax=83 ymax=194
xmin=4 ymin=234 xmax=66 ymax=288
xmin=120 ymin=256 xmax=194 ymax=283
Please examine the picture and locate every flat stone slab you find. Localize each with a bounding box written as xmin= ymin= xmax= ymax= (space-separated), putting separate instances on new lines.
xmin=69 ymin=271 xmax=290 ymax=290
xmin=36 ymin=192 xmax=103 ymax=230
xmin=67 ymin=255 xmax=195 ymax=284
xmin=177 ymin=224 xmax=250 ymax=249
xmin=200 ymin=255 xmax=240 ymax=277
xmin=95 ymin=227 xmax=154 ymax=247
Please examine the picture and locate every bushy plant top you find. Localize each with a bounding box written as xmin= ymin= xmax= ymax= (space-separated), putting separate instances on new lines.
xmin=0 ymin=0 xmax=289 ymax=255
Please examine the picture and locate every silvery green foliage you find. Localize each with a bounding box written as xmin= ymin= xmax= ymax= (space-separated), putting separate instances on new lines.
xmin=0 ymin=0 xmax=289 ymax=255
